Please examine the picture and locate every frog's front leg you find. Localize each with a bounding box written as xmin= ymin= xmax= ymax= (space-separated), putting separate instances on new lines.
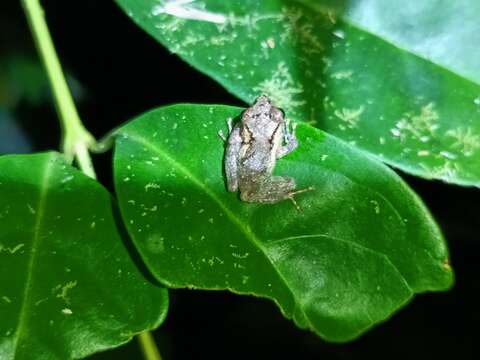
xmin=218 ymin=117 xmax=234 ymax=142
xmin=277 ymin=121 xmax=298 ymax=158
xmin=224 ymin=125 xmax=242 ymax=192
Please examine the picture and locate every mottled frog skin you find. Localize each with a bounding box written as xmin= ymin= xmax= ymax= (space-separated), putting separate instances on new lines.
xmin=223 ymin=95 xmax=312 ymax=206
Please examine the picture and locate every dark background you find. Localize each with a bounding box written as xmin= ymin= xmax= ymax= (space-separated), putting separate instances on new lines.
xmin=1 ymin=1 xmax=478 ymax=359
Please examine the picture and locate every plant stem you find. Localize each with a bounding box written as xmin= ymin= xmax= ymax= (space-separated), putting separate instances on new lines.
xmin=21 ymin=0 xmax=96 ymax=178
xmin=137 ymin=332 xmax=163 ymax=360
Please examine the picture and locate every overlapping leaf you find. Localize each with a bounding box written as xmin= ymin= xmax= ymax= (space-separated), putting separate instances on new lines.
xmin=115 ymin=0 xmax=480 ymax=186
xmin=0 ymin=153 xmax=168 ymax=360
xmin=113 ymin=104 xmax=452 ymax=341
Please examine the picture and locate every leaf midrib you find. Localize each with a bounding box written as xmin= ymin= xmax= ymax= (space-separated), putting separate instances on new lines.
xmin=13 ymin=154 xmax=55 ymax=356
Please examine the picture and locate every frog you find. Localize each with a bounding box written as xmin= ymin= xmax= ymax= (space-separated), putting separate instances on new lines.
xmin=220 ymin=95 xmax=313 ymax=208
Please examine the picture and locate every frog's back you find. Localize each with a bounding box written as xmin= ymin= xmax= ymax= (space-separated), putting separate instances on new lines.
xmin=240 ymin=141 xmax=275 ymax=174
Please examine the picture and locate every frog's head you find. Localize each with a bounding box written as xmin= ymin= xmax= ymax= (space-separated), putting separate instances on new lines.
xmin=254 ymin=94 xmax=271 ymax=107
xmin=249 ymin=95 xmax=271 ymax=116
xmin=250 ymin=95 xmax=285 ymax=124
xmin=240 ymin=95 xmax=286 ymax=142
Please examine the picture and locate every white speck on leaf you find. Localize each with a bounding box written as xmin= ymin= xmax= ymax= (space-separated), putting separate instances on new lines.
xmin=390 ymin=128 xmax=401 ymax=137
xmin=370 ymin=200 xmax=380 ymax=214
xmin=61 ymin=175 xmax=74 ymax=183
xmin=333 ymin=29 xmax=345 ymax=39
xmin=334 ymin=106 xmax=364 ymax=129
xmin=331 ymin=70 xmax=353 ymax=80
xmin=439 ymin=151 xmax=457 ymax=160
xmin=145 ymin=182 xmax=162 ymax=191
xmin=61 ymin=308 xmax=73 ymax=315
xmin=422 ymin=161 xmax=459 ymax=182
xmin=27 ymin=203 xmax=36 ymax=214
xmin=232 ymin=252 xmax=250 ymax=259
xmin=390 ymin=103 xmax=439 ymax=142
xmin=446 ymin=127 xmax=480 ymax=156
xmin=55 ymin=281 xmax=78 ymax=305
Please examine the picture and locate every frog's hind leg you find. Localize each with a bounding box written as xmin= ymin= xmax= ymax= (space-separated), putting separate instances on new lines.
xmin=240 ymin=176 xmax=294 ymax=203
xmin=240 ymin=176 xmax=313 ymax=210
xmin=285 ymin=186 xmax=315 ymax=210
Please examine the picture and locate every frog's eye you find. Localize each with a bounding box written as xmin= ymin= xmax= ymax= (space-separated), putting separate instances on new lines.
xmin=271 ymin=107 xmax=285 ymax=122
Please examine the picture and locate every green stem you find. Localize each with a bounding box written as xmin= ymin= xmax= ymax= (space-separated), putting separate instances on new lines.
xmin=21 ymin=2 xmax=162 ymax=359
xmin=21 ymin=0 xmax=96 ymax=178
xmin=137 ymin=332 xmax=163 ymax=360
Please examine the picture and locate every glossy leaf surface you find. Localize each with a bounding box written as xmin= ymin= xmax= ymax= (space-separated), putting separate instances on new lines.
xmin=113 ymin=104 xmax=452 ymax=341
xmin=0 ymin=153 xmax=168 ymax=360
xmin=115 ymin=0 xmax=480 ymax=186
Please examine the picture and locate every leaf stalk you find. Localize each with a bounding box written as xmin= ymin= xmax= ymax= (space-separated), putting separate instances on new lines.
xmin=137 ymin=331 xmax=163 ymax=360
xmin=21 ymin=0 xmax=96 ymax=178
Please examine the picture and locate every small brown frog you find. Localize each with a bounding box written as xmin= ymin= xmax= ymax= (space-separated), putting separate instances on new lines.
xmin=221 ymin=95 xmax=313 ymax=208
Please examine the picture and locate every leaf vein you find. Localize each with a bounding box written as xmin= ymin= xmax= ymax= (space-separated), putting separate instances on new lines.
xmin=13 ymin=153 xmax=55 ymax=355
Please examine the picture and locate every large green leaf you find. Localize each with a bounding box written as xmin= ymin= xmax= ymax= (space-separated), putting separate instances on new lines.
xmin=0 ymin=153 xmax=168 ymax=359
xmin=113 ymin=104 xmax=452 ymax=342
xmin=115 ymin=0 xmax=480 ymax=186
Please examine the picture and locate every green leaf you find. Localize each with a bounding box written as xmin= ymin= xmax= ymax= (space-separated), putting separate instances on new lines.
xmin=113 ymin=104 xmax=452 ymax=342
xmin=0 ymin=153 xmax=168 ymax=359
xmin=115 ymin=0 xmax=480 ymax=186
